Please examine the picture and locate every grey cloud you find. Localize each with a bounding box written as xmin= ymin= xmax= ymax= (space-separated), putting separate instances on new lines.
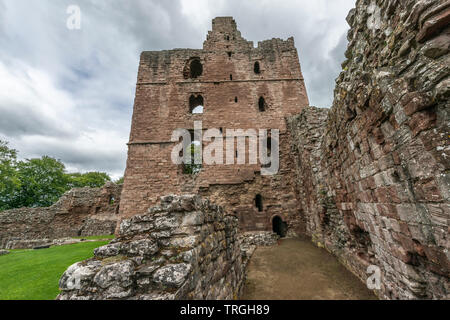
xmin=0 ymin=102 xmax=72 ymax=138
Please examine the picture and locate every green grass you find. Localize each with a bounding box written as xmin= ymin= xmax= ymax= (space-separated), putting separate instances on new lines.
xmin=0 ymin=241 xmax=109 ymax=300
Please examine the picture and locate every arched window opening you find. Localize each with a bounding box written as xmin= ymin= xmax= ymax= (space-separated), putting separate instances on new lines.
xmin=254 ymin=61 xmax=261 ymax=74
xmin=228 ymin=52 xmax=232 ymax=58
xmin=235 ymin=97 xmax=238 ymax=103
xmin=258 ymin=97 xmax=267 ymax=112
xmin=272 ymin=216 xmax=287 ymax=237
xmin=189 ymin=95 xmax=204 ymax=114
xmin=230 ymin=74 xmax=233 ymax=81
xmin=186 ymin=58 xmax=203 ymax=79
xmin=255 ymin=194 xmax=263 ymax=212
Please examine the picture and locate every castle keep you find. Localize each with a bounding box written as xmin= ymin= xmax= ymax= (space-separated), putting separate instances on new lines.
xmin=120 ymin=17 xmax=309 ymax=234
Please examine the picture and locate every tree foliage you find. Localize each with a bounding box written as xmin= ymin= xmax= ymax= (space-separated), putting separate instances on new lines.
xmin=0 ymin=140 xmax=20 ymax=210
xmin=114 ymin=176 xmax=124 ymax=184
xmin=0 ymin=139 xmax=112 ymax=211
xmin=67 ymin=172 xmax=111 ymax=189
xmin=13 ymin=156 xmax=70 ymax=208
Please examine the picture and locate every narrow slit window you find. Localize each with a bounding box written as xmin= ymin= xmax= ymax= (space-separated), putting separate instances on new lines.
xmin=258 ymin=97 xmax=267 ymax=112
xmin=255 ymin=194 xmax=263 ymax=212
xmin=254 ymin=61 xmax=261 ymax=74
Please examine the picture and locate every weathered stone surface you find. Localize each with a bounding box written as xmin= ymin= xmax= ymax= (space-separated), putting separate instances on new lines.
xmin=0 ymin=249 xmax=9 ymax=256
xmin=239 ymin=231 xmax=279 ymax=247
xmin=57 ymin=195 xmax=245 ymax=300
xmin=288 ymin=0 xmax=449 ymax=300
xmin=153 ymin=263 xmax=191 ymax=288
xmin=93 ymin=260 xmax=135 ymax=289
xmin=0 ymin=183 xmax=122 ymax=249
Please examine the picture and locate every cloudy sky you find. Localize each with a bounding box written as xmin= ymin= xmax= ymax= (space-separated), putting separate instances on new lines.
xmin=0 ymin=0 xmax=355 ymax=179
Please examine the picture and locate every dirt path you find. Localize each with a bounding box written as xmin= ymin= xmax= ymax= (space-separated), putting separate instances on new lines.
xmin=241 ymin=238 xmax=377 ymax=300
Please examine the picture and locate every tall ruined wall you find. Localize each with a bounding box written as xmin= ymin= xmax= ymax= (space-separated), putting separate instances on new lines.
xmin=287 ymin=107 xmax=332 ymax=237
xmin=120 ymin=17 xmax=308 ymax=233
xmin=58 ymin=195 xmax=245 ymax=300
xmin=289 ymin=0 xmax=449 ymax=299
xmin=0 ymin=183 xmax=122 ymax=249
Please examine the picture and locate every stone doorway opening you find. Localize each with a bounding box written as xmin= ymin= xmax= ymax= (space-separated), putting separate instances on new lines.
xmin=272 ymin=216 xmax=287 ymax=237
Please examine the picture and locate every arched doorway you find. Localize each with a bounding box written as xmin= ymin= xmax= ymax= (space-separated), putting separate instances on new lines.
xmin=272 ymin=216 xmax=287 ymax=237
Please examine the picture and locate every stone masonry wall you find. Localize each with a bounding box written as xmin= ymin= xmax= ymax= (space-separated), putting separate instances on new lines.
xmin=57 ymin=195 xmax=244 ymax=300
xmin=0 ymin=183 xmax=121 ymax=249
xmin=288 ymin=0 xmax=449 ymax=300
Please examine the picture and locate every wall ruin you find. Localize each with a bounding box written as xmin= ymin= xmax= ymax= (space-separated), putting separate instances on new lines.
xmin=0 ymin=183 xmax=122 ymax=249
xmin=57 ymin=195 xmax=245 ymax=300
xmin=288 ymin=0 xmax=449 ymax=299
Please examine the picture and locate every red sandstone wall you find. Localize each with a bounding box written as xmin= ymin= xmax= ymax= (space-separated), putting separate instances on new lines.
xmin=289 ymin=0 xmax=449 ymax=300
xmin=121 ymin=17 xmax=309 ymax=232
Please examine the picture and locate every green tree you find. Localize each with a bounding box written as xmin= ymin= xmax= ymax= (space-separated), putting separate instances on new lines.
xmin=67 ymin=171 xmax=111 ymax=188
xmin=183 ymin=143 xmax=202 ymax=174
xmin=13 ymin=156 xmax=70 ymax=208
xmin=114 ymin=176 xmax=124 ymax=184
xmin=0 ymin=140 xmax=20 ymax=210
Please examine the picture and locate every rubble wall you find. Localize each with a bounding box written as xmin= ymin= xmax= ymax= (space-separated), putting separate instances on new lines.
xmin=0 ymin=183 xmax=121 ymax=249
xmin=288 ymin=0 xmax=449 ymax=299
xmin=58 ymin=195 xmax=245 ymax=300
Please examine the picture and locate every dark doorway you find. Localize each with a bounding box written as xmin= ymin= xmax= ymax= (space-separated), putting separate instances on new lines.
xmin=272 ymin=216 xmax=287 ymax=237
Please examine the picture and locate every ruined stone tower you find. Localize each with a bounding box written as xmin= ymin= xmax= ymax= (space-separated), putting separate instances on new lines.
xmin=121 ymin=17 xmax=309 ymax=233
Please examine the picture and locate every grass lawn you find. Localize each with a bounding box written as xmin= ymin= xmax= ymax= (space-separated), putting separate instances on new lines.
xmin=0 ymin=241 xmax=109 ymax=300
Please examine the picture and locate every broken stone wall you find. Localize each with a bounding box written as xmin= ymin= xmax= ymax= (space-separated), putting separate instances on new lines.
xmin=0 ymin=183 xmax=122 ymax=249
xmin=58 ymin=195 xmax=245 ymax=300
xmin=288 ymin=0 xmax=449 ymax=300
